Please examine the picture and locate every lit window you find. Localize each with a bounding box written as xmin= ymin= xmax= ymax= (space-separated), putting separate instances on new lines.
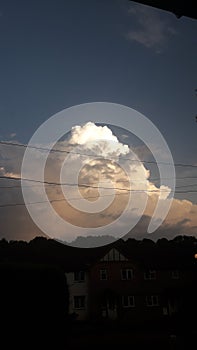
xmin=146 ymin=295 xmax=159 ymax=307
xmin=74 ymin=271 xmax=85 ymax=282
xmin=100 ymin=269 xmax=108 ymax=280
xmin=121 ymin=269 xmax=133 ymax=280
xmin=74 ymin=296 xmax=85 ymax=309
xmin=122 ymin=295 xmax=135 ymax=308
xmin=144 ymin=270 xmax=156 ymax=280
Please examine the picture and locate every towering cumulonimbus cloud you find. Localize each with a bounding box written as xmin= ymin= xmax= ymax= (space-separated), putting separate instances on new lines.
xmin=0 ymin=122 xmax=197 ymax=243
xmin=65 ymin=121 xmax=169 ymax=197
xmin=69 ymin=121 xmax=130 ymax=156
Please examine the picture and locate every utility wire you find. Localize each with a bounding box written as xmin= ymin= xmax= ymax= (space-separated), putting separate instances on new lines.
xmin=1 ymin=175 xmax=197 ymax=185
xmin=1 ymin=140 xmax=197 ymax=168
xmin=0 ymin=188 xmax=197 ymax=208
xmin=1 ymin=142 xmax=197 ymax=209
xmin=0 ymin=174 xmax=197 ymax=191
xmin=0 ymin=181 xmax=197 ymax=190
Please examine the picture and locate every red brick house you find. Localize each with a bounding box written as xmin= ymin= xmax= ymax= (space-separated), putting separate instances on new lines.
xmin=65 ymin=241 xmax=197 ymax=323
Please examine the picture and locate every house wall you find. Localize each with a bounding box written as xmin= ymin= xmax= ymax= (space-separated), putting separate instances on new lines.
xmin=65 ymin=271 xmax=89 ymax=320
xmin=65 ymin=251 xmax=197 ymax=323
xmin=87 ymin=261 xmax=195 ymax=322
xmin=88 ymin=260 xmax=148 ymax=321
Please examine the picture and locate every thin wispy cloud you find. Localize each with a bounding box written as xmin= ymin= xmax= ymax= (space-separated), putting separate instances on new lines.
xmin=126 ymin=3 xmax=176 ymax=52
xmin=9 ymin=133 xmax=17 ymax=138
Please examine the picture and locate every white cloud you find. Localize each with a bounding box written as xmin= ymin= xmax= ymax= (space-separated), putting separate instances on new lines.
xmin=47 ymin=122 xmax=172 ymax=233
xmin=69 ymin=121 xmax=130 ymax=157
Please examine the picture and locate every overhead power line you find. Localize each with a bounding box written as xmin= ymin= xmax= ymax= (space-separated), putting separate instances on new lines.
xmin=0 ymin=175 xmax=166 ymax=192
xmin=0 ymin=174 xmax=197 ymax=191
xmin=0 ymin=140 xmax=197 ymax=168
xmin=0 ymin=188 xmax=197 ymax=208
xmin=0 ymin=175 xmax=197 ymax=190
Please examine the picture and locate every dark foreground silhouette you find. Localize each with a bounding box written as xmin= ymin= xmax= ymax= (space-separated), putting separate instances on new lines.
xmin=0 ymin=235 xmax=197 ymax=349
xmin=0 ymin=262 xmax=69 ymax=348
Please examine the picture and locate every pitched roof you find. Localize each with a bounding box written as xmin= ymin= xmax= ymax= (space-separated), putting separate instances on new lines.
xmin=130 ymin=1 xmax=197 ymax=20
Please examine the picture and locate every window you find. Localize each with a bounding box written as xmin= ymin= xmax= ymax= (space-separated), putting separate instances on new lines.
xmin=100 ymin=269 xmax=108 ymax=280
xmin=171 ymin=270 xmax=179 ymax=279
xmin=144 ymin=270 xmax=156 ymax=280
xmin=74 ymin=296 xmax=85 ymax=309
xmin=122 ymin=295 xmax=135 ymax=308
xmin=121 ymin=268 xmax=133 ymax=280
xmin=146 ymin=295 xmax=159 ymax=307
xmin=74 ymin=271 xmax=85 ymax=282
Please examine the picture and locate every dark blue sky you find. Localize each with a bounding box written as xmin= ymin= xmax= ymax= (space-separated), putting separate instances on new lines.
xmin=0 ymin=0 xmax=196 ymax=161
xmin=0 ymin=0 xmax=197 ymax=154
xmin=0 ymin=0 xmax=197 ymax=242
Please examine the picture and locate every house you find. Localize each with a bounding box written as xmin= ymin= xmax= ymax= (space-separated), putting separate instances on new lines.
xmin=65 ymin=240 xmax=197 ymax=323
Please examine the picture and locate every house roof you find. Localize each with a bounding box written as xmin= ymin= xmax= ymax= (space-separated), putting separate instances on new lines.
xmin=130 ymin=1 xmax=197 ymax=20
xmin=60 ymin=239 xmax=197 ymax=272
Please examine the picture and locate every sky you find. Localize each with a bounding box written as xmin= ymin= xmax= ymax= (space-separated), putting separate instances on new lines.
xmin=0 ymin=0 xmax=197 ymax=246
